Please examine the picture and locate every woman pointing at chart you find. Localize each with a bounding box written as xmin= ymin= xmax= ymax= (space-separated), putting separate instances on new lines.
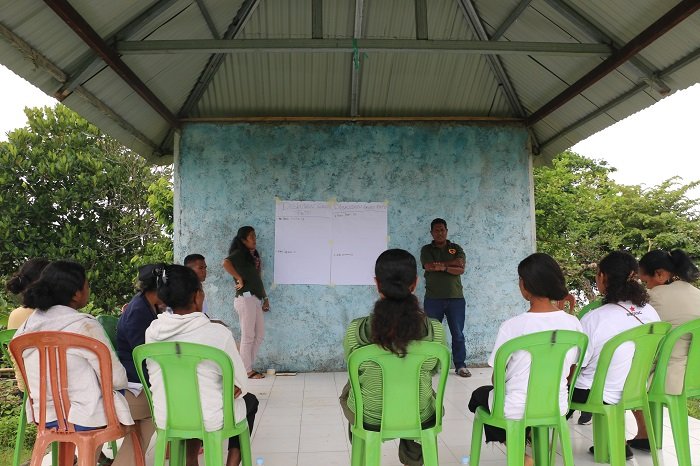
xmin=223 ymin=226 xmax=269 ymax=379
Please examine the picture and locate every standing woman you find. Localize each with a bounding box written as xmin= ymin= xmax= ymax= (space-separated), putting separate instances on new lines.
xmin=223 ymin=226 xmax=269 ymax=379
xmin=627 ymin=249 xmax=700 ymax=451
xmin=339 ymin=249 xmax=446 ymax=466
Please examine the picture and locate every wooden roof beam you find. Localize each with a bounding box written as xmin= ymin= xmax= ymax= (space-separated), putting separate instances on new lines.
xmin=43 ymin=0 xmax=179 ymax=128
xmin=527 ymin=0 xmax=700 ymax=125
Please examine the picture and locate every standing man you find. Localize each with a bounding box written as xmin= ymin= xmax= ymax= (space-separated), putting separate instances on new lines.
xmin=420 ymin=218 xmax=470 ymax=377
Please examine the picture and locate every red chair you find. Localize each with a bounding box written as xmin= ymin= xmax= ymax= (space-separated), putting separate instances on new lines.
xmin=9 ymin=331 xmax=144 ymax=466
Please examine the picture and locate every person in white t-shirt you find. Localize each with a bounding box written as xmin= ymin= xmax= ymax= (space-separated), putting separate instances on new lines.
xmin=145 ymin=264 xmax=258 ymax=466
xmin=569 ymin=251 xmax=660 ymax=460
xmin=468 ymin=253 xmax=585 ymax=466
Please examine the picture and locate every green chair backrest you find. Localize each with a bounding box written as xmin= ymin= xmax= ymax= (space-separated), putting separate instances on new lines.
xmin=649 ymin=317 xmax=700 ymax=397
xmin=0 ymin=328 xmax=17 ymax=364
xmin=133 ymin=341 xmax=237 ymax=434
xmin=577 ymin=298 xmax=603 ymax=321
xmin=586 ymin=322 xmax=671 ymax=407
xmin=347 ymin=341 xmax=450 ymax=438
xmin=96 ymin=315 xmax=119 ymax=349
xmin=490 ymin=330 xmax=588 ymax=422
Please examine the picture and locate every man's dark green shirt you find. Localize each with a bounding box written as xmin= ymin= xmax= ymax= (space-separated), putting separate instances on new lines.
xmin=420 ymin=240 xmax=466 ymax=299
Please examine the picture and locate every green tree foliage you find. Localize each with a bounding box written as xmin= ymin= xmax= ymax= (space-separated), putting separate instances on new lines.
xmin=535 ymin=151 xmax=700 ymax=299
xmin=0 ymin=105 xmax=173 ymax=314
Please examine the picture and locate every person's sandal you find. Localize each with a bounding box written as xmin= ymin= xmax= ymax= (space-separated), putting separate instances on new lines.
xmin=457 ymin=367 xmax=472 ymax=377
xmin=589 ymin=445 xmax=633 ymax=460
xmin=627 ymin=438 xmax=651 ymax=452
xmin=247 ymin=370 xmax=265 ymax=379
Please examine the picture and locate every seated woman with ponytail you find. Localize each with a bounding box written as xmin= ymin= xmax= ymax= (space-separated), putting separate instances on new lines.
xmin=339 ymin=249 xmax=446 ymax=466
xmin=13 ymin=261 xmax=151 ymax=466
xmin=571 ymin=251 xmax=660 ymax=460
xmin=145 ymin=265 xmax=258 ymax=466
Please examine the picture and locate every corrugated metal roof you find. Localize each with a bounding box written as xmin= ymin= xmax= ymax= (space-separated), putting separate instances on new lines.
xmin=0 ymin=0 xmax=697 ymax=164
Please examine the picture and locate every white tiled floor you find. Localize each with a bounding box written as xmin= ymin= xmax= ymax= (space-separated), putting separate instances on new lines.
xmin=49 ymin=368 xmax=700 ymax=465
xmin=242 ymin=368 xmax=700 ymax=466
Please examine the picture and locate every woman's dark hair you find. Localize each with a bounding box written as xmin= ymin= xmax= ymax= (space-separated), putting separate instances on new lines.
xmin=6 ymin=258 xmax=50 ymax=295
xmin=517 ymin=253 xmax=568 ymax=301
xmin=136 ymin=263 xmax=166 ymax=292
xmin=370 ymin=249 xmax=425 ymax=357
xmin=639 ymin=249 xmax=700 ymax=283
xmin=23 ymin=261 xmax=86 ymax=311
xmin=598 ymin=251 xmax=649 ymax=306
xmin=227 ymin=226 xmax=259 ymax=262
xmin=154 ymin=264 xmax=201 ymax=310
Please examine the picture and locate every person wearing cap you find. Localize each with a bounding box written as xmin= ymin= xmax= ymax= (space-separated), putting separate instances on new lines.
xmin=420 ymin=218 xmax=470 ymax=377
xmin=116 ymin=263 xmax=166 ymax=384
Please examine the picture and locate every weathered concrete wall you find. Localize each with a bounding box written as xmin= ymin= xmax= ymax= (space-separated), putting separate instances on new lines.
xmin=174 ymin=123 xmax=534 ymax=371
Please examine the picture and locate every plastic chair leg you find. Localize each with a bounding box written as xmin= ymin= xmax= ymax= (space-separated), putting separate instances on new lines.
xmin=350 ymin=435 xmax=365 ymax=466
xmin=557 ymin=421 xmax=575 ymax=466
xmin=591 ymin=412 xmax=610 ymax=463
xmin=363 ymin=433 xmax=381 ymax=466
xmin=420 ymin=432 xmax=439 ymax=466
xmin=51 ymin=442 xmax=58 ymax=466
xmin=531 ymin=426 xmax=550 ymax=466
xmin=606 ymin=408 xmax=627 ymax=466
xmin=238 ymin=427 xmax=253 ymax=466
xmin=203 ymin=432 xmax=224 ymax=466
xmin=57 ymin=442 xmax=76 ymax=466
xmin=640 ymin=403 xmax=660 ymax=466
xmin=469 ymin=417 xmax=484 ymax=466
xmin=12 ymin=400 xmax=27 ymax=466
xmin=152 ymin=433 xmax=168 ymax=466
xmin=169 ymin=439 xmax=186 ymax=466
xmin=504 ymin=423 xmax=526 ymax=466
xmin=667 ymin=396 xmax=692 ymax=466
xmin=649 ymin=400 xmax=665 ymax=449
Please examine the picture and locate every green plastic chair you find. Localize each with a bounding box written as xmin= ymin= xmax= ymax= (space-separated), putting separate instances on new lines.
xmin=570 ymin=322 xmax=671 ymax=466
xmin=0 ymin=329 xmax=34 ymax=466
xmin=346 ymin=340 xmax=450 ymax=466
xmin=95 ymin=315 xmax=120 ymax=459
xmin=648 ymin=317 xmax=700 ymax=466
xmin=132 ymin=341 xmax=252 ymax=466
xmin=96 ymin=315 xmax=119 ymax=350
xmin=470 ymin=330 xmax=589 ymax=466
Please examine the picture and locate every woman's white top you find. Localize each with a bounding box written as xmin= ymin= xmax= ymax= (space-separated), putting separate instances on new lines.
xmin=575 ymin=301 xmax=660 ymax=403
xmin=488 ymin=310 xmax=586 ymax=419
xmin=15 ymin=305 xmax=134 ymax=427
xmin=145 ymin=312 xmax=249 ymax=431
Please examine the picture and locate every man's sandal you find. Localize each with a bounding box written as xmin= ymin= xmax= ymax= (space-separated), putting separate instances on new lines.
xmin=457 ymin=367 xmax=472 ymax=377
xmin=247 ymin=370 xmax=265 ymax=379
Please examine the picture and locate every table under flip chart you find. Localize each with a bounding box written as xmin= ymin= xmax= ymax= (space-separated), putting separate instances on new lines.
xmin=274 ymin=200 xmax=388 ymax=285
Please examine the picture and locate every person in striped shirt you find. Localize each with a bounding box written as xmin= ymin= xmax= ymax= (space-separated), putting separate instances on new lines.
xmin=339 ymin=249 xmax=446 ymax=466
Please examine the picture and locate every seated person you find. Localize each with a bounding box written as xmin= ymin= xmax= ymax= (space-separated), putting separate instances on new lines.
xmin=116 ymin=263 xmax=165 ymax=384
xmin=14 ymin=260 xmax=152 ymax=466
xmin=570 ymin=251 xmax=660 ymax=460
xmin=145 ymin=264 xmax=258 ymax=466
xmin=339 ymin=249 xmax=446 ymax=466
xmin=468 ymin=253 xmax=585 ymax=466
xmin=5 ymin=258 xmax=50 ymax=391
xmin=184 ymin=253 xmax=209 ymax=317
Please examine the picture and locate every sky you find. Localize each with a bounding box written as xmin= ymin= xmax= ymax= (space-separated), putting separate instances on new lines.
xmin=1 ymin=63 xmax=699 ymax=188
